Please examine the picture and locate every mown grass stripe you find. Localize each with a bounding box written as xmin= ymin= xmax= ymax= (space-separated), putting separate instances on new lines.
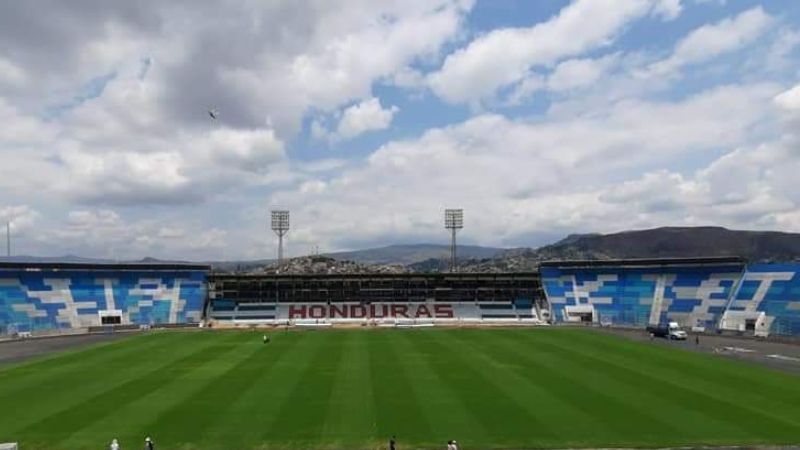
xmin=428 ymin=329 xmax=561 ymax=447
xmin=368 ymin=330 xmax=433 ymax=445
xmin=394 ymin=330 xmax=492 ymax=446
xmin=320 ymin=330 xmax=376 ymax=448
xmin=554 ymin=329 xmax=800 ymax=422
xmin=263 ymin=331 xmax=346 ymax=446
xmin=565 ymin=328 xmax=800 ymax=408
xmin=15 ymin=332 xmax=242 ymax=446
xmin=534 ymin=329 xmax=800 ymax=445
xmin=199 ymin=330 xmax=318 ymax=449
xmin=496 ymin=329 xmax=743 ymax=444
xmin=451 ymin=328 xmax=662 ymax=446
xmin=66 ymin=332 xmax=280 ymax=450
xmin=0 ymin=332 xmax=215 ymax=437
xmin=0 ymin=332 xmax=180 ymax=408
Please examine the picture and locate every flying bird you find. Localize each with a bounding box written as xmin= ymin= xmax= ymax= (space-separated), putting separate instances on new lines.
xmin=208 ymin=108 xmax=219 ymax=120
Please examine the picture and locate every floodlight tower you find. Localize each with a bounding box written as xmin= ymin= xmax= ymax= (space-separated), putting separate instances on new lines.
xmin=6 ymin=221 xmax=10 ymax=257
xmin=444 ymin=209 xmax=463 ymax=273
xmin=271 ymin=210 xmax=290 ymax=264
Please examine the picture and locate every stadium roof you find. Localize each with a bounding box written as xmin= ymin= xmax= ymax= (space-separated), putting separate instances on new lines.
xmin=0 ymin=261 xmax=211 ymax=271
xmin=539 ymin=256 xmax=745 ymax=269
xmin=210 ymin=271 xmax=540 ymax=279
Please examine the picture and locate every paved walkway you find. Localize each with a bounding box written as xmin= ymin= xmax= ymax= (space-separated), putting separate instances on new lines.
xmin=590 ymin=326 xmax=800 ymax=376
xmin=0 ymin=332 xmax=136 ymax=368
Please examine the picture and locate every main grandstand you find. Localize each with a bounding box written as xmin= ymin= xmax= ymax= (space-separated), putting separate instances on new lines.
xmin=1 ymin=256 xmax=799 ymax=337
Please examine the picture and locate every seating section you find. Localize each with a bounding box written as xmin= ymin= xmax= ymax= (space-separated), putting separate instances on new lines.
xmin=542 ymin=265 xmax=743 ymax=329
xmin=727 ymin=264 xmax=800 ymax=336
xmin=210 ymin=302 xmax=276 ymax=321
xmin=0 ymin=268 xmax=206 ymax=333
xmin=477 ymin=299 xmax=538 ymax=320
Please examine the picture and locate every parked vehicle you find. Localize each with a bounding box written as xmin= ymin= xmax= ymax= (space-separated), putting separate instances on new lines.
xmin=646 ymin=321 xmax=688 ymax=340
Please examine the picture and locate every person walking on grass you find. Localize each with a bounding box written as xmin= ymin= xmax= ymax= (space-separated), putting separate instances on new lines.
xmin=389 ymin=435 xmax=397 ymax=450
xmin=110 ymin=438 xmax=120 ymax=450
xmin=144 ymin=436 xmax=154 ymax=450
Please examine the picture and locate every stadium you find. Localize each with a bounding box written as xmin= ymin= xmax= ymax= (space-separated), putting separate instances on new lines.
xmin=1 ymin=257 xmax=799 ymax=449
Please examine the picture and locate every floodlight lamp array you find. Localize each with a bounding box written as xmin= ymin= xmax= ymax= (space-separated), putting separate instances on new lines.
xmin=444 ymin=209 xmax=463 ymax=229
xmin=271 ymin=210 xmax=290 ymax=232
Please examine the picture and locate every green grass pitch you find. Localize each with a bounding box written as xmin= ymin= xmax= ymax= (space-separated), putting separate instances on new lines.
xmin=1 ymin=328 xmax=799 ymax=449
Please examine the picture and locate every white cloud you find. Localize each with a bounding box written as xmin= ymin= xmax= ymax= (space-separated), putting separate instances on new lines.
xmin=391 ymin=66 xmax=427 ymax=89
xmin=506 ymin=54 xmax=619 ymax=105
xmin=547 ymin=54 xmax=619 ymax=92
xmin=310 ymin=119 xmax=329 ymax=141
xmin=645 ymin=6 xmax=773 ymax=77
xmin=58 ymin=150 xmax=193 ymax=205
xmin=68 ymin=209 xmax=120 ymax=225
xmin=428 ymin=0 xmax=667 ymax=105
xmin=774 ymin=83 xmax=800 ymax=112
xmin=27 ymin=208 xmax=230 ymax=260
xmin=0 ymin=1 xmax=798 ymax=259
xmin=763 ymin=29 xmax=800 ymax=73
xmin=218 ymin=0 xmax=471 ymax=133
xmin=506 ymin=73 xmax=545 ymax=105
xmin=158 ymin=227 xmax=185 ymax=239
xmin=653 ymin=0 xmax=683 ymax=21
xmin=0 ymin=57 xmax=26 ymax=87
xmin=0 ymin=0 xmax=471 ymax=208
xmin=203 ymin=128 xmax=285 ymax=172
xmin=0 ymin=205 xmax=39 ymax=232
xmin=270 ymin=83 xmax=780 ymax=250
xmin=331 ymin=97 xmax=400 ymax=141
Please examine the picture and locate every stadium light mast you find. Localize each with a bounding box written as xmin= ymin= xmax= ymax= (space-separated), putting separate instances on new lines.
xmin=444 ymin=209 xmax=463 ymax=273
xmin=6 ymin=221 xmax=10 ymax=257
xmin=270 ymin=210 xmax=290 ymax=264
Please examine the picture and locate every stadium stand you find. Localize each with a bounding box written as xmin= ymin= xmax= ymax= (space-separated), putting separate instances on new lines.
xmin=3 ymin=258 xmax=799 ymax=337
xmin=0 ymin=262 xmax=208 ymax=335
xmin=541 ymin=258 xmax=745 ymax=330
xmin=207 ymin=272 xmax=546 ymax=324
xmin=542 ymin=258 xmax=800 ymax=337
xmin=721 ymin=263 xmax=800 ymax=336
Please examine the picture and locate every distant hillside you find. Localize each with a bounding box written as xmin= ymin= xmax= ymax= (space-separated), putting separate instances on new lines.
xmin=531 ymin=226 xmax=800 ymax=262
xmin=0 ymin=255 xmax=195 ymax=265
xmin=457 ymin=226 xmax=800 ymax=272
xmin=0 ymin=255 xmax=115 ymax=264
xmin=324 ymin=244 xmax=505 ymax=265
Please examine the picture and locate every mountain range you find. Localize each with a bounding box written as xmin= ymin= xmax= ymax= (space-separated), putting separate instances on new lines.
xmin=526 ymin=226 xmax=800 ymax=262
xmin=2 ymin=226 xmax=799 ymax=271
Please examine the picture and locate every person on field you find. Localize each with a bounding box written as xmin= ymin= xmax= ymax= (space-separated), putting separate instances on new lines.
xmin=110 ymin=438 xmax=120 ymax=450
xmin=695 ymin=335 xmax=700 ymax=346
xmin=447 ymin=440 xmax=454 ymax=450
xmin=389 ymin=435 xmax=396 ymax=450
xmin=451 ymin=439 xmax=459 ymax=450
xmin=263 ymin=334 xmax=270 ymax=344
xmin=144 ymin=436 xmax=154 ymax=450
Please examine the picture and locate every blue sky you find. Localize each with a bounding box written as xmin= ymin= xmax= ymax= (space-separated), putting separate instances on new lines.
xmin=0 ymin=0 xmax=799 ymax=260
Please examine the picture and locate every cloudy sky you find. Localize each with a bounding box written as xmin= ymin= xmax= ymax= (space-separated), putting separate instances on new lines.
xmin=1 ymin=0 xmax=799 ymax=260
